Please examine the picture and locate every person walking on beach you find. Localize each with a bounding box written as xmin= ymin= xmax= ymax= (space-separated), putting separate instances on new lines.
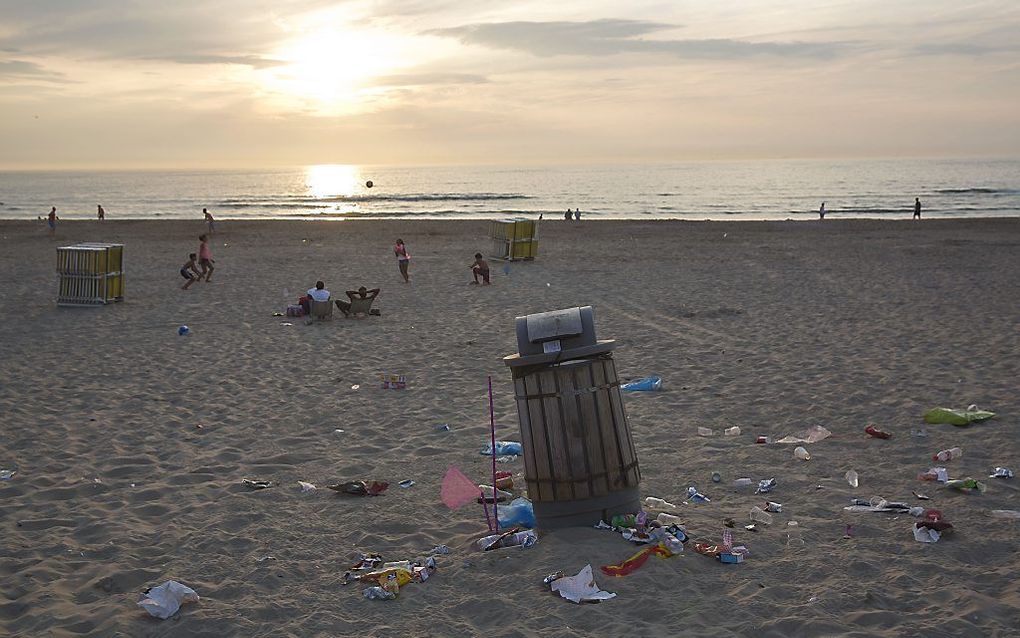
xmin=198 ymin=234 xmax=215 ymax=282
xmin=97 ymin=204 xmax=105 ymax=221
xmin=47 ymin=207 xmax=58 ymax=235
xmin=819 ymin=202 xmax=826 ymax=220
xmin=180 ymin=253 xmax=201 ymax=290
xmin=564 ymin=209 xmax=572 ymax=220
xmin=470 ymin=252 xmax=490 ymax=285
xmin=394 ymin=238 xmax=410 ymax=283
xmin=203 ymin=208 xmax=215 ymax=233
xmin=575 ymin=208 xmax=581 ymax=221
xmin=913 ymin=198 xmax=922 ymax=220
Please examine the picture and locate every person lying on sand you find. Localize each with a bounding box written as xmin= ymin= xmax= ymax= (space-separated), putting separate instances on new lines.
xmin=335 ymin=286 xmax=380 ymax=316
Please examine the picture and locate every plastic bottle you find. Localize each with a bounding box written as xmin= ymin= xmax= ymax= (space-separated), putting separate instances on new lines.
xmin=697 ymin=427 xmax=714 ymax=437
xmin=794 ymin=446 xmax=810 ymax=460
xmin=845 ymin=470 xmax=859 ymax=488
xmin=724 ymin=426 xmax=741 ymax=436
xmin=496 ymin=497 xmax=536 ymax=529
xmin=990 ymin=510 xmax=1020 ymax=519
xmin=733 ymin=478 xmax=753 ymax=488
xmin=933 ymin=447 xmax=963 ymax=462
xmin=644 ymin=496 xmax=681 ymax=511
xmin=477 ymin=484 xmax=514 ymax=502
xmin=786 ymin=521 xmax=805 ymax=546
xmin=656 ymin=512 xmax=684 ymax=526
xmin=749 ymin=506 xmax=773 ymax=525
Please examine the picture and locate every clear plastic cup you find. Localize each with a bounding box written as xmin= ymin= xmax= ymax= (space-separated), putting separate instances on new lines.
xmin=794 ymin=446 xmax=810 ymax=461
xmin=845 ymin=470 xmax=859 ymax=488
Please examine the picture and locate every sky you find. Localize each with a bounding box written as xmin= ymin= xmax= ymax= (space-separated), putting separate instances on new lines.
xmin=1 ymin=0 xmax=1019 ymax=169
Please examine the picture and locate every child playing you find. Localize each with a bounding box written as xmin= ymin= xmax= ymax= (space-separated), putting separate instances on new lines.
xmin=470 ymin=253 xmax=490 ymax=285
xmin=198 ymin=234 xmax=215 ymax=282
xmin=180 ymin=253 xmax=202 ymax=290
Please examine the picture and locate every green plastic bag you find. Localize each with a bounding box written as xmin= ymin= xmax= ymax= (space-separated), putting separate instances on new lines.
xmin=923 ymin=407 xmax=995 ymax=426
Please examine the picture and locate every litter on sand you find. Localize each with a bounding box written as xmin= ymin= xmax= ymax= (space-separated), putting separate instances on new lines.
xmin=548 ymin=564 xmax=616 ymax=603
xmin=327 ymin=480 xmax=389 ymax=496
xmin=621 ymin=376 xmax=662 ymax=391
xmin=923 ymin=407 xmax=995 ymax=426
xmin=241 ymin=478 xmax=273 ymax=490
xmin=776 ymin=425 xmax=831 ymax=444
xmin=138 ymin=581 xmax=200 ymax=619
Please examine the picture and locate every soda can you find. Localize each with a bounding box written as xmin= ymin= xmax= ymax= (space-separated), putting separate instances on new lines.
xmin=764 ymin=501 xmax=783 ymax=513
xmin=990 ymin=467 xmax=1014 ymax=479
xmin=755 ymin=436 xmax=769 ymax=444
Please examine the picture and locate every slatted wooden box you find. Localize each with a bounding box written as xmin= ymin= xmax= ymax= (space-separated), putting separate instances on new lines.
xmin=56 ymin=243 xmax=125 ymax=306
xmin=490 ymin=218 xmax=539 ymax=261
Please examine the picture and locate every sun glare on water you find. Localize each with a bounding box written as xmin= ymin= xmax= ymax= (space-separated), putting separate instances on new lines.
xmin=264 ymin=26 xmax=412 ymax=113
xmin=306 ymin=164 xmax=361 ymax=200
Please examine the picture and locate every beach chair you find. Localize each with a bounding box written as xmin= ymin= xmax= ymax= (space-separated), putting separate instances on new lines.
xmin=347 ymin=296 xmax=376 ymax=317
xmin=306 ymin=299 xmax=334 ymax=323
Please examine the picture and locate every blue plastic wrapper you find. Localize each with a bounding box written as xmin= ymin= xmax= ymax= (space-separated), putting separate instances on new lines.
xmin=621 ymin=376 xmax=662 ymax=391
xmin=480 ymin=441 xmax=523 ymax=456
xmin=497 ymin=497 xmax=536 ymax=529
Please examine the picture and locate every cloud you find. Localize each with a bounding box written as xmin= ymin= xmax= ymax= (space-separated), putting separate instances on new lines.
xmin=370 ymin=72 xmax=488 ymax=87
xmin=0 ymin=1 xmax=297 ymax=67
xmin=427 ymin=19 xmax=847 ymax=59
xmin=914 ymin=43 xmax=1020 ymax=56
xmin=142 ymin=54 xmax=286 ymax=69
xmin=0 ymin=59 xmax=67 ymax=82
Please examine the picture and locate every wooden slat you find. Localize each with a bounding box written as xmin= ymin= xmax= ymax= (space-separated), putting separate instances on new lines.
xmin=513 ymin=356 xmax=640 ymax=504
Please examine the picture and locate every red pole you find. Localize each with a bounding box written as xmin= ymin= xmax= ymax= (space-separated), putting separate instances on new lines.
xmin=489 ymin=375 xmax=498 ymax=530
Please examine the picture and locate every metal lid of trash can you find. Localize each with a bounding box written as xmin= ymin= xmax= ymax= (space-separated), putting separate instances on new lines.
xmin=503 ymin=305 xmax=615 ymax=367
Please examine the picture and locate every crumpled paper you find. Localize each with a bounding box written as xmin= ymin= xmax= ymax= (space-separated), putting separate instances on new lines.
xmin=776 ymin=425 xmax=831 ymax=444
xmin=138 ymin=580 xmax=200 ymax=619
xmin=551 ymin=564 xmax=616 ymax=603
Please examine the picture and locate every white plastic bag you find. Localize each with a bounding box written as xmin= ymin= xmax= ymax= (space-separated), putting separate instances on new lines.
xmin=551 ymin=564 xmax=616 ymax=603
xmin=138 ymin=580 xmax=200 ymax=619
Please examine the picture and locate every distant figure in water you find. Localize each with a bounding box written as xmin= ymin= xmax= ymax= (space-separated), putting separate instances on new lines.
xmin=575 ymin=208 xmax=581 ymax=221
xmin=97 ymin=204 xmax=105 ymax=221
xmin=203 ymin=208 xmax=215 ymax=233
xmin=47 ymin=207 xmax=58 ymax=235
xmin=913 ymin=198 xmax=922 ymax=220
xmin=819 ymin=202 xmax=826 ymax=220
xmin=564 ymin=209 xmax=572 ymax=220
xmin=538 ymin=213 xmax=543 ymax=220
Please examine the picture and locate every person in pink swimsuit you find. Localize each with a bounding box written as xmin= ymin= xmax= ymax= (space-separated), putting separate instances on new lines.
xmin=198 ymin=234 xmax=215 ymax=282
xmin=394 ymin=238 xmax=410 ymax=283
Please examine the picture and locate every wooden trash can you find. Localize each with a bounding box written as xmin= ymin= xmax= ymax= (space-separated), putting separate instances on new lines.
xmin=504 ymin=306 xmax=641 ymax=528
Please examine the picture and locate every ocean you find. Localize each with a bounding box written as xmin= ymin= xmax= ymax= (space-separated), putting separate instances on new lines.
xmin=1 ymin=158 xmax=1018 ymax=221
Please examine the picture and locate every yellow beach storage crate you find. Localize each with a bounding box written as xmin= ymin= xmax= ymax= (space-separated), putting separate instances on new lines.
xmin=490 ymin=218 xmax=539 ymax=261
xmin=56 ymin=243 xmax=125 ymax=306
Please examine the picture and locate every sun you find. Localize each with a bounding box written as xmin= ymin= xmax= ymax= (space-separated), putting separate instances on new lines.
xmin=262 ymin=26 xmax=412 ymax=113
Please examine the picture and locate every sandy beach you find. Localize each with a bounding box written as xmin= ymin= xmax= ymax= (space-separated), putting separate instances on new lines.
xmin=1 ymin=217 xmax=1019 ymax=637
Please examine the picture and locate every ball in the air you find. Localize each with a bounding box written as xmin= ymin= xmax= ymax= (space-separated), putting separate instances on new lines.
xmin=365 ymin=180 xmax=374 ymax=188
xmin=178 ymin=325 xmax=190 ymax=336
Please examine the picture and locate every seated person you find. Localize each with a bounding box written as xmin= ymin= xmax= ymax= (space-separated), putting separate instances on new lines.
xmin=470 ymin=253 xmax=490 ymax=285
xmin=301 ymin=281 xmax=331 ymax=313
xmin=335 ymin=286 xmax=380 ymax=316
